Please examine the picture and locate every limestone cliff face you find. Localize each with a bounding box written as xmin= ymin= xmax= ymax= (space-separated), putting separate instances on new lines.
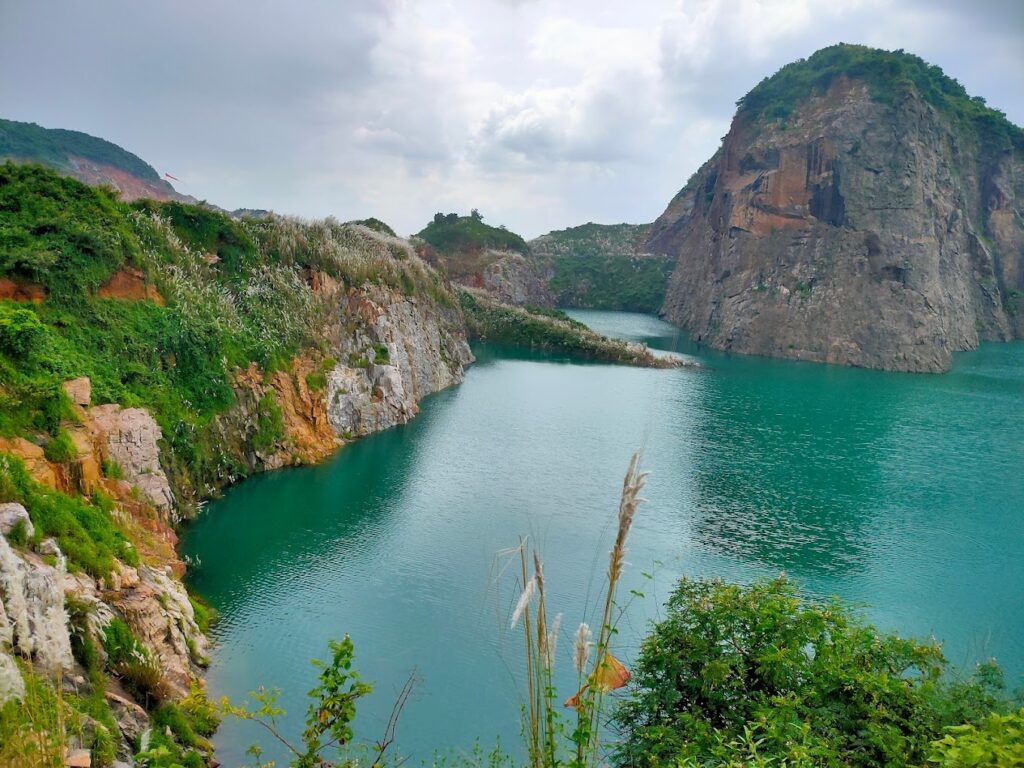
xmin=327 ymin=286 xmax=474 ymax=436
xmin=651 ymin=77 xmax=1024 ymax=372
xmin=208 ymin=282 xmax=473 ymax=477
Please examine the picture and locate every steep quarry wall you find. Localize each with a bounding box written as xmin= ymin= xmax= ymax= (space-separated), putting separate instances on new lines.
xmin=650 ymin=79 xmax=1024 ymax=372
xmin=0 ymin=279 xmax=473 ymax=758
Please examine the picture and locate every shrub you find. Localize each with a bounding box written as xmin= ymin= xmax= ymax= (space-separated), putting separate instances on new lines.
xmin=928 ymin=709 xmax=1024 ymax=766
xmin=0 ymin=305 xmax=45 ymax=358
xmin=614 ymin=577 xmax=1005 ymax=768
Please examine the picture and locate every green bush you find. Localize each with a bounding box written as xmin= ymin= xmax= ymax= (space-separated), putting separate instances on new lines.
xmin=0 ymin=305 xmax=45 ymax=358
xmin=614 ymin=577 xmax=1009 ymax=768
xmin=928 ymin=709 xmax=1024 ymax=766
xmin=43 ymin=427 xmax=78 ymax=462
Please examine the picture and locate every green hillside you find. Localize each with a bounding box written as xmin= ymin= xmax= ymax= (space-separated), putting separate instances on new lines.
xmin=0 ymin=162 xmax=450 ymax=497
xmin=530 ymin=223 xmax=674 ymax=312
xmin=0 ymin=118 xmax=162 ymax=180
xmin=738 ymin=43 xmax=1024 ymax=149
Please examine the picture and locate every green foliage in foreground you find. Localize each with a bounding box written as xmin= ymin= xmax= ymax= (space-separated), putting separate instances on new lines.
xmin=928 ymin=708 xmax=1024 ymax=767
xmin=417 ymin=211 xmax=528 ymax=258
xmin=738 ymin=44 xmax=1023 ymax=150
xmin=614 ymin=577 xmax=1017 ymax=768
xmin=221 ymin=635 xmax=387 ymax=768
xmin=0 ymin=453 xmax=137 ymax=577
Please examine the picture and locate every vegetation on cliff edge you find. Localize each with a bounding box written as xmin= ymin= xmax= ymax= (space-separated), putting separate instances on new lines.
xmin=458 ymin=288 xmax=680 ymax=368
xmin=738 ymin=44 xmax=1023 ymax=150
xmin=0 ymin=117 xmax=162 ymax=182
xmin=0 ymin=162 xmax=453 ymax=499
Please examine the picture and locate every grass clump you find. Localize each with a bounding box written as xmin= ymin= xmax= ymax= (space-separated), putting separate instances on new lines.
xmin=0 ymin=453 xmax=136 ymax=577
xmin=42 ymin=428 xmax=77 ymax=463
xmin=251 ymin=391 xmax=285 ymax=453
xmin=102 ymin=618 xmax=167 ymax=708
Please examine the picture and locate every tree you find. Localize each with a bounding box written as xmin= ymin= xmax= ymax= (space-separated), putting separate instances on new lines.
xmin=614 ymin=577 xmax=1008 ymax=768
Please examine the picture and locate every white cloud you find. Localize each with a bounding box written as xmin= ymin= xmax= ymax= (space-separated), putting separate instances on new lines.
xmin=0 ymin=0 xmax=1020 ymax=238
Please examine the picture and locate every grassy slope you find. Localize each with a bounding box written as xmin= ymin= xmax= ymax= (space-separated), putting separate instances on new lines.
xmin=0 ymin=162 xmax=452 ymax=500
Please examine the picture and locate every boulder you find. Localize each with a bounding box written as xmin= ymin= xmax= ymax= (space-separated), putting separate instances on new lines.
xmin=62 ymin=377 xmax=92 ymax=408
xmin=0 ymin=535 xmax=74 ymax=672
xmin=0 ymin=502 xmax=33 ymax=540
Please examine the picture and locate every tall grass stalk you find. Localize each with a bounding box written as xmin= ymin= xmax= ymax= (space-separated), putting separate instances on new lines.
xmin=508 ymin=453 xmax=647 ymax=768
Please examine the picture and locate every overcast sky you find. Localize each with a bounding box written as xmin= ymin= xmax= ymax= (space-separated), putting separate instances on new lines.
xmin=1 ymin=1 xmax=1021 ymax=238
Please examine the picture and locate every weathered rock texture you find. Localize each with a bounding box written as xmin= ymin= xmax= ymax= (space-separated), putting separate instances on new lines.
xmin=651 ymin=77 xmax=1024 ymax=371
xmin=0 ymin=535 xmax=74 ymax=673
xmin=89 ymin=405 xmax=175 ymax=511
xmin=467 ymin=251 xmax=555 ymax=308
xmin=327 ymin=286 xmax=474 ymax=437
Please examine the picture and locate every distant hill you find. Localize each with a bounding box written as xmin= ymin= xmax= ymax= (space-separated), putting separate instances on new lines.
xmin=0 ymin=117 xmax=186 ymax=202
xmin=529 ymin=223 xmax=674 ymax=312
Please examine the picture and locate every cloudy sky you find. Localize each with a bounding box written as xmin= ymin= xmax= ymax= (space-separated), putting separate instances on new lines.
xmin=1 ymin=1 xmax=1021 ymax=237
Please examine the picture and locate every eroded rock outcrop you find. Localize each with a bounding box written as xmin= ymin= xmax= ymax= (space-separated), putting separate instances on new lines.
xmin=88 ymin=405 xmax=175 ymax=511
xmin=651 ymin=51 xmax=1024 ymax=372
xmin=0 ymin=535 xmax=74 ymax=673
xmin=327 ymin=286 xmax=474 ymax=437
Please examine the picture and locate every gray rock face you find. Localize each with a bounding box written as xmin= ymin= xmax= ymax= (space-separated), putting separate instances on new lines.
xmin=650 ymin=79 xmax=1024 ymax=372
xmin=88 ymin=405 xmax=175 ymax=511
xmin=0 ymin=535 xmax=74 ymax=673
xmin=0 ymin=502 xmax=33 ymax=539
xmin=327 ymin=286 xmax=473 ymax=437
xmin=478 ymin=251 xmax=555 ymax=307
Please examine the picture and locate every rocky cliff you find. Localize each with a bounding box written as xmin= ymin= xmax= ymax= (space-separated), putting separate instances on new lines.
xmin=650 ymin=45 xmax=1024 ymax=372
xmin=0 ymin=165 xmax=474 ymax=765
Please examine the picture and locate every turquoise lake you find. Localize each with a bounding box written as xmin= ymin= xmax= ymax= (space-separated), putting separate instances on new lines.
xmin=182 ymin=311 xmax=1024 ymax=765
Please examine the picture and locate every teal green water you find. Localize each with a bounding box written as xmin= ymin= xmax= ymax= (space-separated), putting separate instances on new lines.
xmin=182 ymin=312 xmax=1024 ymax=765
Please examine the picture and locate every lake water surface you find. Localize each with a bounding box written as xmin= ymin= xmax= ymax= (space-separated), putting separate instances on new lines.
xmin=183 ymin=311 xmax=1024 ymax=765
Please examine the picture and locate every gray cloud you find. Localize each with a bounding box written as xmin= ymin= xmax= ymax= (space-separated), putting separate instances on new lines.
xmin=0 ymin=0 xmax=1020 ymax=237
